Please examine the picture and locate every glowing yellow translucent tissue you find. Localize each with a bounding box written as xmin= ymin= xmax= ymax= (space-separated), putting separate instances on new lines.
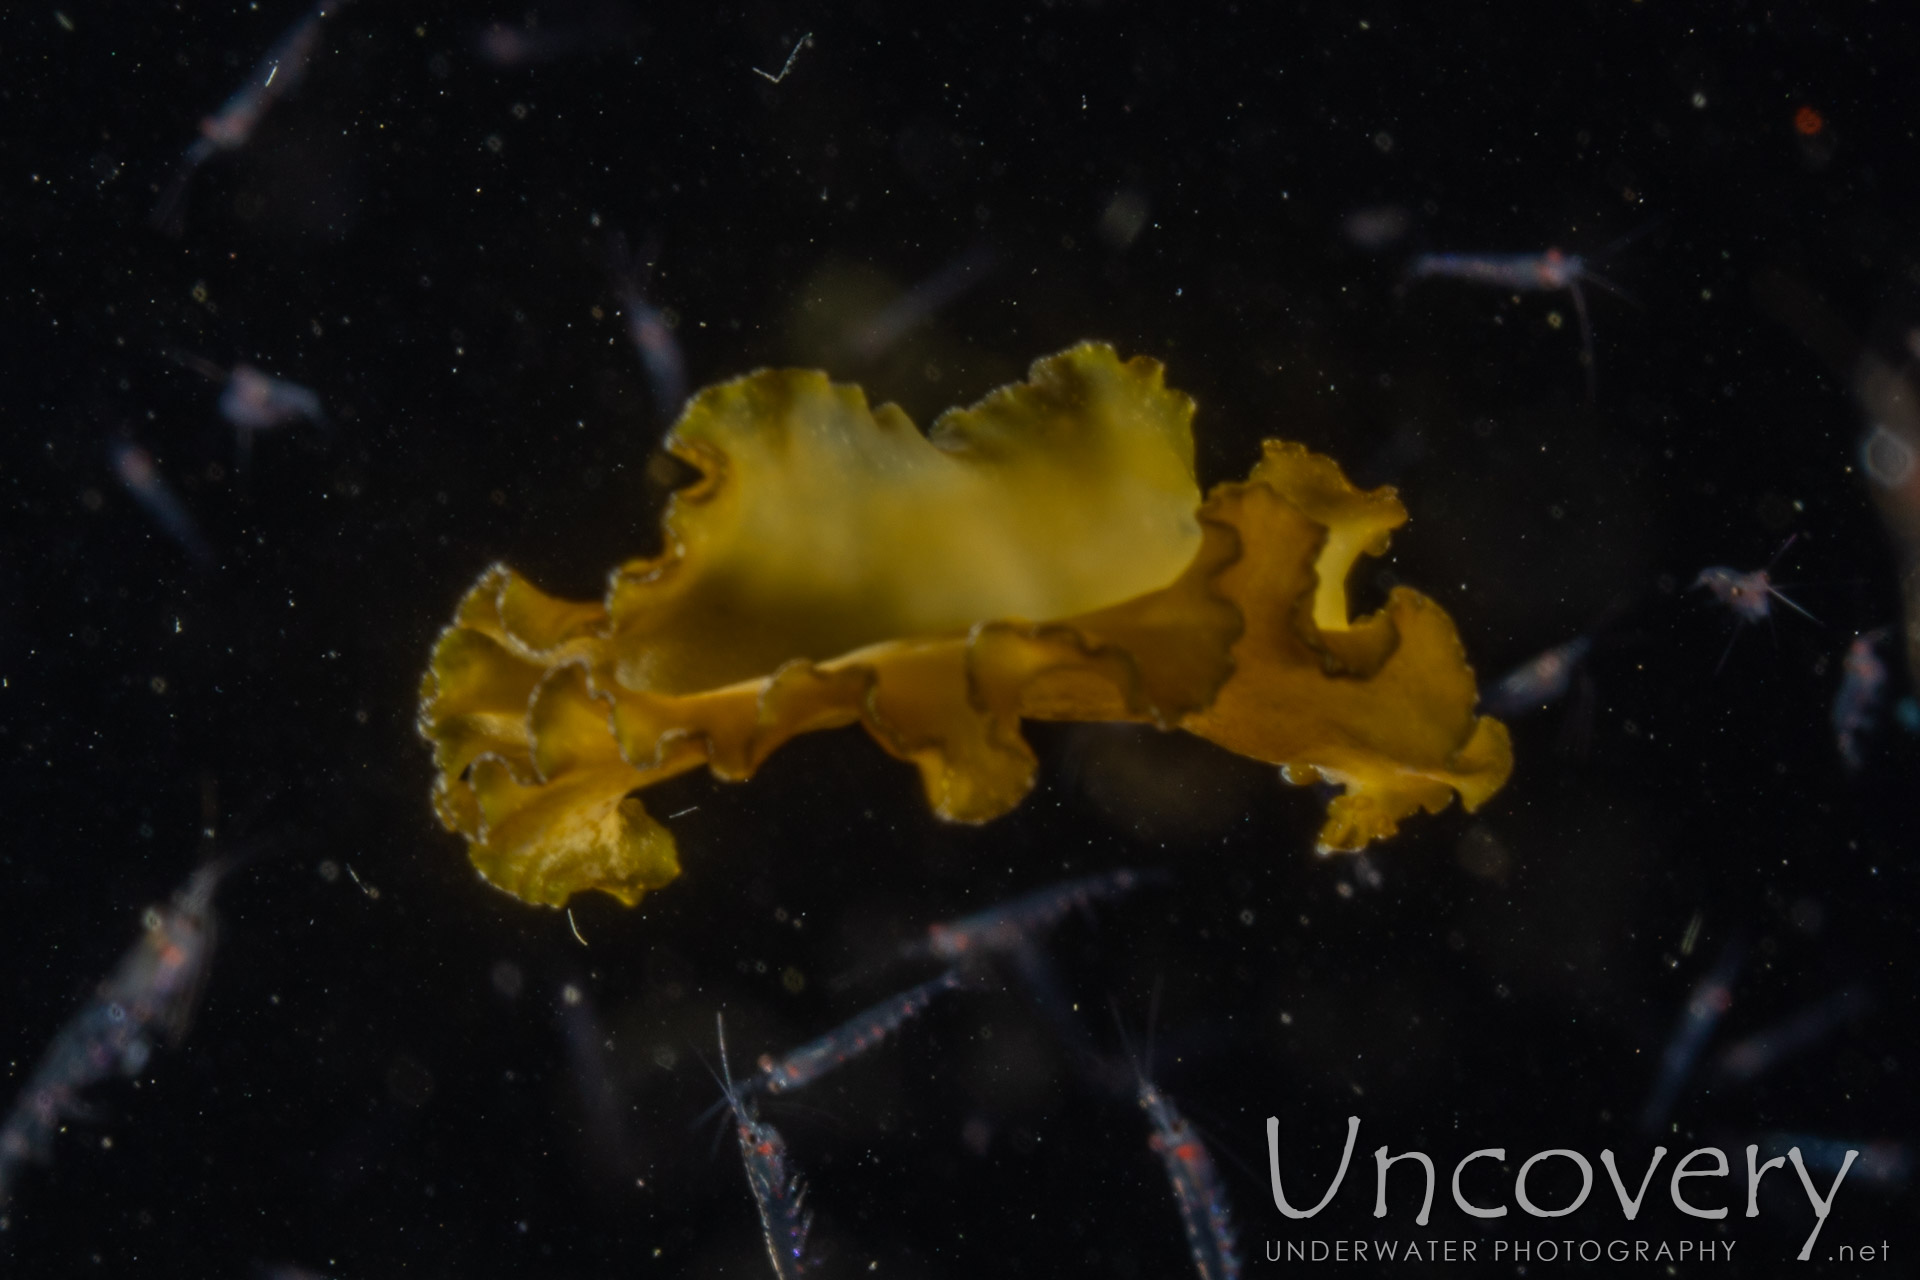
xmin=418 ymin=343 xmax=1511 ymax=907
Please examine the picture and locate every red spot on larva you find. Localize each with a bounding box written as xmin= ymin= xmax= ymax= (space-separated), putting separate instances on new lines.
xmin=1794 ymin=105 xmax=1825 ymax=136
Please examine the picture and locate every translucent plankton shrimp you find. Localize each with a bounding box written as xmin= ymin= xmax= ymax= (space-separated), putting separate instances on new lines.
xmin=1713 ymin=987 xmax=1872 ymax=1086
xmin=111 ymin=441 xmax=214 ymax=570
xmin=1113 ymin=998 xmax=1241 ymax=1280
xmin=1832 ymin=628 xmax=1890 ymax=771
xmin=1407 ymin=248 xmax=1598 ymax=293
xmin=607 ymin=233 xmax=688 ymax=427
xmin=1692 ymin=536 xmax=1817 ymax=671
xmin=1407 ymin=246 xmax=1632 ymax=402
xmin=1692 ymin=564 xmax=1814 ymax=625
xmin=845 ymin=243 xmax=998 ymax=361
xmin=1478 ymin=635 xmax=1593 ymax=718
xmin=151 ymin=2 xmax=351 ymax=233
xmin=0 ymin=857 xmax=239 ymax=1207
xmin=1137 ymin=1075 xmax=1243 ymax=1280
xmin=1638 ymin=938 xmax=1745 ymax=1135
xmin=473 ymin=7 xmax=639 ymax=67
xmin=831 ymin=869 xmax=1159 ymax=995
xmin=716 ymin=1014 xmax=812 ymax=1279
xmin=755 ymin=968 xmax=966 ymax=1096
xmin=218 ymin=364 xmax=326 ymax=437
xmin=915 ymin=868 xmax=1160 ymax=965
xmin=169 ymin=350 xmax=327 ymax=471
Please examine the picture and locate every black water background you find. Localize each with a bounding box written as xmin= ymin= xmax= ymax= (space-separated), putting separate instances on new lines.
xmin=1 ymin=2 xmax=1916 ymax=1275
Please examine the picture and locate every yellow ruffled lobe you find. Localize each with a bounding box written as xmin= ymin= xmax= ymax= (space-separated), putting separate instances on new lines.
xmin=1178 ymin=446 xmax=1513 ymax=851
xmin=417 ymin=569 xmax=681 ymax=907
xmin=417 ymin=343 xmax=1511 ymax=909
xmin=604 ymin=343 xmax=1205 ymax=694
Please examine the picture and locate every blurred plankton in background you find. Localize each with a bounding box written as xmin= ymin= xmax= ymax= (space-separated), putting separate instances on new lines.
xmin=418 ymin=343 xmax=1512 ymax=908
